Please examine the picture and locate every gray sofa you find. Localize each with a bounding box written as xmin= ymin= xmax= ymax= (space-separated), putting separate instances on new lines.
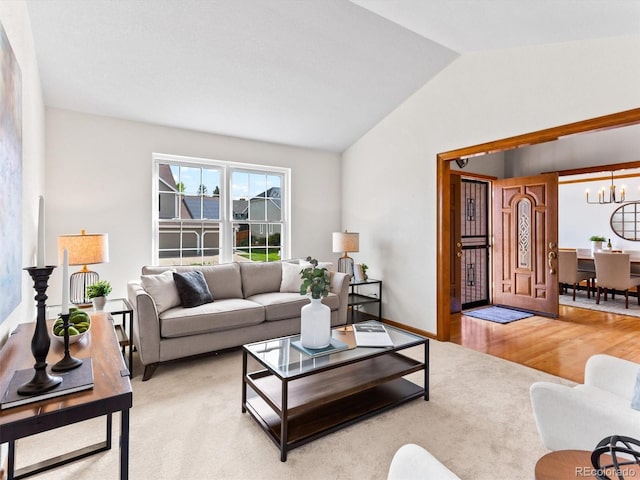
xmin=127 ymin=261 xmax=350 ymax=380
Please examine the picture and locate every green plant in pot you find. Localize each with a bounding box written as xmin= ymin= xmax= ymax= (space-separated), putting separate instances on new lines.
xmin=86 ymin=280 xmax=112 ymax=311
xmin=299 ymin=257 xmax=331 ymax=349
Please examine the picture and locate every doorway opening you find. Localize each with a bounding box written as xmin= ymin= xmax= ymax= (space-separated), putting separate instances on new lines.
xmin=436 ymin=108 xmax=640 ymax=341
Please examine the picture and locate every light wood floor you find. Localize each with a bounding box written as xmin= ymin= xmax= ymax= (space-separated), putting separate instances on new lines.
xmin=451 ymin=304 xmax=640 ymax=383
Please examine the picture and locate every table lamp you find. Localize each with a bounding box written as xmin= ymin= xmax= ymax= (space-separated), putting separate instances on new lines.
xmin=332 ymin=230 xmax=359 ymax=277
xmin=58 ymin=230 xmax=109 ymax=304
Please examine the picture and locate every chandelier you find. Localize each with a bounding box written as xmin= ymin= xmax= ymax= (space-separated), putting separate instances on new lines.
xmin=585 ymin=171 xmax=632 ymax=204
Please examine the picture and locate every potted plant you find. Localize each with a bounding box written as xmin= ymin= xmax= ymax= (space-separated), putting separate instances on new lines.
xmin=299 ymin=257 xmax=331 ymax=348
xmin=361 ymin=263 xmax=369 ymax=281
xmin=86 ymin=280 xmax=112 ymax=311
xmin=590 ymin=235 xmax=606 ymax=256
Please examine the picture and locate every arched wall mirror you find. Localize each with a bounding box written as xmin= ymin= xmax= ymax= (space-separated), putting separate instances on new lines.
xmin=610 ymin=202 xmax=640 ymax=241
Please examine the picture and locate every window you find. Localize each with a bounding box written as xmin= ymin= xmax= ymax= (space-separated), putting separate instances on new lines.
xmin=154 ymin=154 xmax=289 ymax=265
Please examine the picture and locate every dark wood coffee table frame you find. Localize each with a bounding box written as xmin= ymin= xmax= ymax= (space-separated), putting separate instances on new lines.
xmin=0 ymin=313 xmax=132 ymax=479
xmin=242 ymin=324 xmax=428 ymax=461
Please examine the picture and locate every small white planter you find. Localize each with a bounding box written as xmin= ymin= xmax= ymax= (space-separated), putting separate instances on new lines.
xmin=92 ymin=296 xmax=107 ymax=311
xmin=591 ymin=241 xmax=603 ymax=256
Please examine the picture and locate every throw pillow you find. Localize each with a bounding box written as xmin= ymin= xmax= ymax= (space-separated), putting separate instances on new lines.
xmin=140 ymin=270 xmax=181 ymax=314
xmin=632 ymin=369 xmax=640 ymax=411
xmin=280 ymin=262 xmax=303 ymax=293
xmin=173 ymin=271 xmax=214 ymax=308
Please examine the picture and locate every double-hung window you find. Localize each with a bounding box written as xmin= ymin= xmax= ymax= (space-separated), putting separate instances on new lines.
xmin=154 ymin=154 xmax=289 ymax=265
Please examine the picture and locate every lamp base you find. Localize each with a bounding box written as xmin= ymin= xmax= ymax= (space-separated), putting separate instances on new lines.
xmin=338 ymin=255 xmax=354 ymax=277
xmin=70 ymin=270 xmax=99 ymax=304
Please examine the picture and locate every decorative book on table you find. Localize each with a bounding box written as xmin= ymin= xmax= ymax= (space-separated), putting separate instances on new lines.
xmin=353 ymin=322 xmax=394 ymax=347
xmin=1 ymin=358 xmax=94 ymax=410
xmin=291 ymin=338 xmax=350 ymax=357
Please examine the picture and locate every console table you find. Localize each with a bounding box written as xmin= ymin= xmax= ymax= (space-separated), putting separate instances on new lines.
xmin=0 ymin=312 xmax=132 ymax=479
xmin=48 ymin=298 xmax=134 ymax=377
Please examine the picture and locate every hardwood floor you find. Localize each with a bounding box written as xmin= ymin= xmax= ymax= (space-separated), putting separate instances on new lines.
xmin=451 ymin=304 xmax=640 ymax=383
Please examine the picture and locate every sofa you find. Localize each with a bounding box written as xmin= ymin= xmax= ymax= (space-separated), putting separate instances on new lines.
xmin=530 ymin=354 xmax=640 ymax=451
xmin=127 ymin=260 xmax=350 ymax=380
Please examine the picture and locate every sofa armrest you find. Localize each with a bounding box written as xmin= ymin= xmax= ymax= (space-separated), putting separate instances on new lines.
xmin=530 ymin=381 xmax=640 ymax=451
xmin=329 ymin=271 xmax=350 ymax=325
xmin=127 ymin=280 xmax=161 ymax=366
xmin=584 ymin=354 xmax=639 ymax=400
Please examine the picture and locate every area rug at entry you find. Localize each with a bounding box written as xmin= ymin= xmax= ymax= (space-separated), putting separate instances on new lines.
xmin=464 ymin=305 xmax=534 ymax=323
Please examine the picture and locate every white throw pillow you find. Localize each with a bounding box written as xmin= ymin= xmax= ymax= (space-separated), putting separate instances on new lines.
xmin=140 ymin=270 xmax=181 ymax=314
xmin=280 ymin=262 xmax=304 ymax=293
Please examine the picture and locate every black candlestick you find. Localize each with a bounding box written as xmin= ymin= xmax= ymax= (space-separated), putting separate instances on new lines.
xmin=52 ymin=312 xmax=83 ymax=371
xmin=18 ymin=266 xmax=62 ymax=395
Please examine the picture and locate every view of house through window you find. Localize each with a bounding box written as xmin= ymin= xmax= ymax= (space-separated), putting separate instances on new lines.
xmin=155 ymin=156 xmax=288 ymax=265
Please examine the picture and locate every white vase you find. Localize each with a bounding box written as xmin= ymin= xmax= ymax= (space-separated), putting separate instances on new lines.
xmin=300 ymin=297 xmax=331 ymax=349
xmin=92 ymin=296 xmax=107 ymax=311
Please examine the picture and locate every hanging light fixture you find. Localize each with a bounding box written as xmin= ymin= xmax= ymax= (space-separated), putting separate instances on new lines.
xmin=585 ymin=171 xmax=633 ymax=204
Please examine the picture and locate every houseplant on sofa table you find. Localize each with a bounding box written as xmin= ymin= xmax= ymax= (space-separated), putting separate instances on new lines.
xmin=299 ymin=257 xmax=331 ymax=348
xmin=86 ymin=280 xmax=112 ymax=311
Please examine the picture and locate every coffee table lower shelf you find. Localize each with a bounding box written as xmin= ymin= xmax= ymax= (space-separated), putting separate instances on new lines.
xmin=245 ymin=378 xmax=423 ymax=460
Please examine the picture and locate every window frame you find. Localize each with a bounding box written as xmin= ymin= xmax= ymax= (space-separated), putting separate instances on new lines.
xmin=152 ymin=153 xmax=291 ymax=265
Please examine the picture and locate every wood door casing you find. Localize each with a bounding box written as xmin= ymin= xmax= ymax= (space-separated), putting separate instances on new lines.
xmin=492 ymin=173 xmax=559 ymax=317
xmin=450 ymin=174 xmax=461 ymax=313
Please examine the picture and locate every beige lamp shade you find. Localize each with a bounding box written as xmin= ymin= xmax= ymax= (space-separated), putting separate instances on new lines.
xmin=58 ymin=231 xmax=109 ymax=266
xmin=332 ymin=231 xmax=359 ymax=253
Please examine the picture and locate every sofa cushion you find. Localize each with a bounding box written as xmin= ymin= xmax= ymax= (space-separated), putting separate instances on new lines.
xmin=280 ymin=262 xmax=303 ymax=293
xmin=159 ymin=299 xmax=264 ymax=338
xmin=173 ymin=271 xmax=213 ymax=307
xmin=140 ymin=270 xmax=181 ymax=314
xmin=240 ymin=261 xmax=282 ymax=298
xmin=248 ymin=292 xmax=340 ymax=321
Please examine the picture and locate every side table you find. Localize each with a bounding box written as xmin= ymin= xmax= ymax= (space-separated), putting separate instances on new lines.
xmin=47 ymin=298 xmax=134 ymax=377
xmin=535 ymin=449 xmax=640 ymax=479
xmin=348 ymin=278 xmax=382 ymax=323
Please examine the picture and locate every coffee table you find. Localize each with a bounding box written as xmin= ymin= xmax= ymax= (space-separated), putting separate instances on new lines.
xmin=242 ymin=322 xmax=428 ymax=461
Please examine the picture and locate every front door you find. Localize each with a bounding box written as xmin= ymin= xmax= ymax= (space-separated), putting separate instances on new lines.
xmin=493 ymin=173 xmax=559 ymax=317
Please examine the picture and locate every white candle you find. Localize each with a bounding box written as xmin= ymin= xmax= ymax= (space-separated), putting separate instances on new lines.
xmin=62 ymin=248 xmax=69 ymax=314
xmin=37 ymin=196 xmax=45 ymax=267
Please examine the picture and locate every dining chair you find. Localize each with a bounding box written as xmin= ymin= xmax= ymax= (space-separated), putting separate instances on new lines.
xmin=593 ymin=252 xmax=640 ymax=308
xmin=558 ymin=250 xmax=593 ymax=300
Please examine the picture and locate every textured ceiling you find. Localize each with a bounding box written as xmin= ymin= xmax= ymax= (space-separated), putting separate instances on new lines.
xmin=26 ymin=0 xmax=640 ymax=152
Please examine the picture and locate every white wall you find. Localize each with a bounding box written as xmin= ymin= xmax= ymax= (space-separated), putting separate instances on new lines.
xmin=342 ymin=35 xmax=640 ymax=335
xmin=44 ymin=109 xmax=342 ymax=305
xmin=0 ymin=3 xmax=46 ymax=345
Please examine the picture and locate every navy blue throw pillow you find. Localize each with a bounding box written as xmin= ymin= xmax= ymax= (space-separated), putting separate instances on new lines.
xmin=172 ymin=271 xmax=213 ymax=308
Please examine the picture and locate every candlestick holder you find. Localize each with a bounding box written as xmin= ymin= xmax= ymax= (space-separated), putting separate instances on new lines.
xmin=52 ymin=312 xmax=83 ymax=371
xmin=18 ymin=266 xmax=62 ymax=395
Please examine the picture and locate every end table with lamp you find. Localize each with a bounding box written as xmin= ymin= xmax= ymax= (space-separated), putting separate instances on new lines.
xmin=348 ymin=278 xmax=382 ymax=323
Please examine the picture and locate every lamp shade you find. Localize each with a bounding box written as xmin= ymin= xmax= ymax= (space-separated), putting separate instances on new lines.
xmin=58 ymin=231 xmax=109 ymax=266
xmin=332 ymin=231 xmax=359 ymax=253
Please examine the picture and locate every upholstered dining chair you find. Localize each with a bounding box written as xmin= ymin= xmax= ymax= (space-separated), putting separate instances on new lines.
xmin=593 ymin=252 xmax=640 ymax=308
xmin=558 ymin=250 xmax=593 ymax=300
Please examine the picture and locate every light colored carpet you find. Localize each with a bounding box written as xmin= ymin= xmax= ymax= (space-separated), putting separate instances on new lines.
xmin=15 ymin=341 xmax=573 ymax=480
xmin=560 ymin=290 xmax=640 ymax=318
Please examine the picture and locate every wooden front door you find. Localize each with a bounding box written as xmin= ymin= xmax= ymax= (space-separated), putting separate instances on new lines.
xmin=493 ymin=173 xmax=559 ymax=317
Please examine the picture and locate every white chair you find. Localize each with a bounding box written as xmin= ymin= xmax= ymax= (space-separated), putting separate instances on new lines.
xmin=388 ymin=444 xmax=460 ymax=480
xmin=558 ymin=250 xmax=593 ymax=300
xmin=530 ymin=354 xmax=640 ymax=451
xmin=593 ymin=252 xmax=640 ymax=308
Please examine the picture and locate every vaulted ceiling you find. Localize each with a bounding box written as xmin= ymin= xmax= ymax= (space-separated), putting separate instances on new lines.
xmin=26 ymin=0 xmax=640 ymax=152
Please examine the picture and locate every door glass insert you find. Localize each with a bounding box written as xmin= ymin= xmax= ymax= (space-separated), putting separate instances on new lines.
xmin=517 ymin=198 xmax=532 ymax=269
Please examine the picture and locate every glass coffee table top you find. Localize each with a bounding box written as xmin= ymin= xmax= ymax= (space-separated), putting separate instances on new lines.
xmin=244 ymin=321 xmax=426 ymax=379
